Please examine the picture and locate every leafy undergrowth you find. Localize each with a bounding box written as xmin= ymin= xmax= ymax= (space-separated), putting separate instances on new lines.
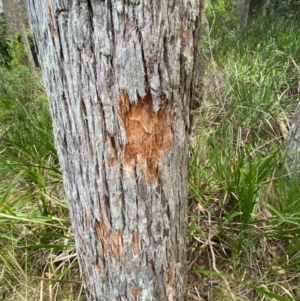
xmin=1 ymin=8 xmax=300 ymax=301
xmin=187 ymin=11 xmax=300 ymax=301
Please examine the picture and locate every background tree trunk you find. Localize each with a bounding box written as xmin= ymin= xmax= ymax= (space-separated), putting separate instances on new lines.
xmin=236 ymin=0 xmax=250 ymax=29
xmin=286 ymin=104 xmax=300 ymax=174
xmin=2 ymin=0 xmax=35 ymax=70
xmin=27 ymin=1 xmax=201 ymax=300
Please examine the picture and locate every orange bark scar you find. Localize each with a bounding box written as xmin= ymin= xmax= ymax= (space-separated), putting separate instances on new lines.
xmin=47 ymin=0 xmax=57 ymax=38
xmin=166 ymin=266 xmax=174 ymax=285
xmin=117 ymin=91 xmax=172 ymax=181
xmin=132 ymin=231 xmax=141 ymax=255
xmin=95 ymin=200 xmax=123 ymax=262
xmin=166 ymin=265 xmax=176 ymax=299
xmin=106 ymin=132 xmax=117 ymax=166
xmin=131 ymin=286 xmax=139 ymax=301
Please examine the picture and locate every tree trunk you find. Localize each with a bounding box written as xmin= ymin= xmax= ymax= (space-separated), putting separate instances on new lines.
xmin=27 ymin=1 xmax=201 ymax=300
xmin=286 ymin=104 xmax=300 ymax=174
xmin=2 ymin=0 xmax=35 ymax=70
xmin=236 ymin=0 xmax=250 ymax=29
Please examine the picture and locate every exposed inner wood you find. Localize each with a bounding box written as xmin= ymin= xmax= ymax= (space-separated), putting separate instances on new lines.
xmin=106 ymin=132 xmax=117 ymax=166
xmin=118 ymin=91 xmax=172 ymax=181
xmin=132 ymin=231 xmax=141 ymax=256
xmin=94 ymin=200 xmax=123 ymax=264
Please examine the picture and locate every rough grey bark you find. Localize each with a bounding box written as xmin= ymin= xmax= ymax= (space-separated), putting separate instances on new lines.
xmin=2 ymin=0 xmax=35 ymax=70
xmin=286 ymin=104 xmax=300 ymax=174
xmin=27 ymin=1 xmax=201 ymax=300
xmin=236 ymin=0 xmax=250 ymax=29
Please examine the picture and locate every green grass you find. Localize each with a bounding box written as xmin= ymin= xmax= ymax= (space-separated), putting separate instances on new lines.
xmin=0 ymin=55 xmax=85 ymax=300
xmin=1 ymin=7 xmax=300 ymax=301
xmin=187 ymin=9 xmax=300 ymax=301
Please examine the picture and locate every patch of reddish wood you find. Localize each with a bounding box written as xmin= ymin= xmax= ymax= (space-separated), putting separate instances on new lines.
xmin=106 ymin=132 xmax=117 ymax=166
xmin=94 ymin=200 xmax=123 ymax=262
xmin=131 ymin=286 xmax=139 ymax=301
xmin=132 ymin=231 xmax=141 ymax=256
xmin=117 ymin=91 xmax=172 ymax=181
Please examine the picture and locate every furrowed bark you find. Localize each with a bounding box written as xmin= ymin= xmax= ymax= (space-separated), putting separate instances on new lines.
xmin=27 ymin=1 xmax=201 ymax=300
xmin=236 ymin=0 xmax=250 ymax=29
xmin=286 ymin=104 xmax=300 ymax=175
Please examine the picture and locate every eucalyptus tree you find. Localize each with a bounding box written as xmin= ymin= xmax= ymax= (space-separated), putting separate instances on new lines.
xmin=236 ymin=0 xmax=250 ymax=28
xmin=286 ymin=105 xmax=300 ymax=174
xmin=2 ymin=0 xmax=35 ymax=70
xmin=26 ymin=1 xmax=201 ymax=300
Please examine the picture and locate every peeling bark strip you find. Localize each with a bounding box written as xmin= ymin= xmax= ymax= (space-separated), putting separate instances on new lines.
xmin=27 ymin=1 xmax=201 ymax=300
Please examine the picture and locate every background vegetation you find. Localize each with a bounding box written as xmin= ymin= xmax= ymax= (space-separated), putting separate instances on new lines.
xmin=1 ymin=1 xmax=300 ymax=300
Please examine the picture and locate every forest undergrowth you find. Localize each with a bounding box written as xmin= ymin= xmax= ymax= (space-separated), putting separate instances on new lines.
xmin=187 ymin=7 xmax=300 ymax=301
xmin=1 ymin=5 xmax=300 ymax=301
